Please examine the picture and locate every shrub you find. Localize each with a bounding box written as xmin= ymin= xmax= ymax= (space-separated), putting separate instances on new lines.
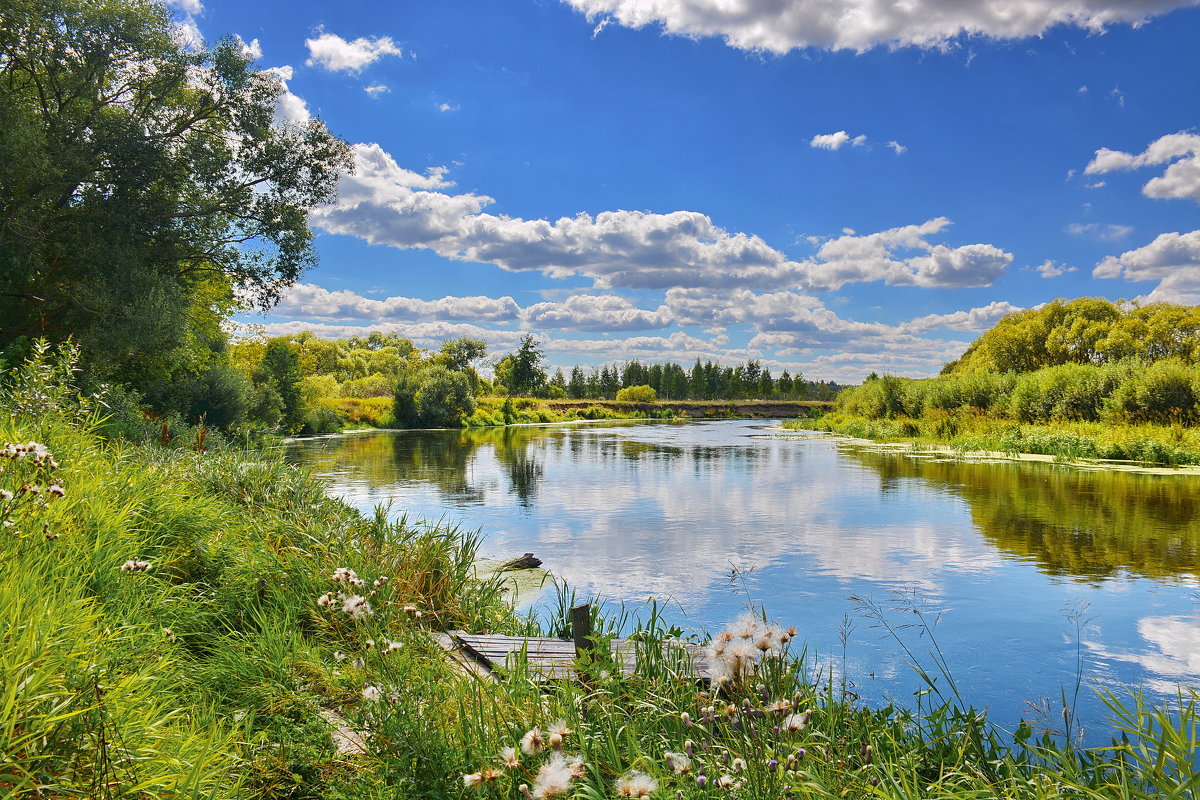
xmin=616 ymin=384 xmax=657 ymax=403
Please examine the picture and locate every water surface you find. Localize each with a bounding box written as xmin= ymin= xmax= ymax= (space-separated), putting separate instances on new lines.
xmin=287 ymin=420 xmax=1200 ymax=737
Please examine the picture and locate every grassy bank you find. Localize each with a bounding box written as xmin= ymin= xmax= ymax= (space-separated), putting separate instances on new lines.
xmin=786 ymin=411 xmax=1200 ymax=467
xmin=4 ymin=351 xmax=1199 ymax=799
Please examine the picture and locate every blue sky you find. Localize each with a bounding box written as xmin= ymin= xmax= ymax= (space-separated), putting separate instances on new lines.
xmin=174 ymin=0 xmax=1200 ymax=381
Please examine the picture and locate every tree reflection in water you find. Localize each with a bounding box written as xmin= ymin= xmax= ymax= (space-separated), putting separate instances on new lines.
xmin=841 ymin=449 xmax=1200 ymax=582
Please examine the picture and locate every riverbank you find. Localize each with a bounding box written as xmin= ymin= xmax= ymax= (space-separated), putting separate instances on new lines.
xmin=784 ymin=412 xmax=1200 ymax=469
xmin=5 ymin=377 xmax=1198 ymax=797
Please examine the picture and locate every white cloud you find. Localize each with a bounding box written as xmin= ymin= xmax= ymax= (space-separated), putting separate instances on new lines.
xmin=311 ymin=143 xmax=1013 ymax=293
xmin=886 ymin=140 xmax=907 ymax=155
xmin=438 ymin=102 xmax=460 ymax=112
xmin=804 ymin=219 xmax=1012 ymax=290
xmin=1033 ymin=259 xmax=1077 ymax=278
xmin=522 ymin=295 xmax=674 ymax=331
xmin=811 ymin=131 xmax=867 ymax=150
xmin=260 ymin=66 xmax=311 ymax=126
xmin=1084 ymin=131 xmax=1200 ymax=202
xmin=900 ymin=301 xmax=1024 ymax=333
xmin=1065 ymin=222 xmax=1134 ymax=240
xmin=1093 ymin=230 xmax=1200 ymax=304
xmin=165 ymin=0 xmax=203 ymax=13
xmin=562 ymin=0 xmax=1197 ymax=54
xmin=272 ymin=283 xmax=519 ymax=323
xmin=305 ymin=30 xmax=403 ymax=73
xmin=172 ymin=16 xmax=204 ymax=50
xmin=364 ymin=84 xmax=390 ymax=98
xmin=235 ymin=34 xmax=262 ymax=60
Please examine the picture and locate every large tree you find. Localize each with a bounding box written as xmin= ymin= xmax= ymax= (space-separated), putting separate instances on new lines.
xmin=0 ymin=0 xmax=351 ymax=386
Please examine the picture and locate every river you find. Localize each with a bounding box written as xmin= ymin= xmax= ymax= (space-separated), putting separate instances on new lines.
xmin=285 ymin=419 xmax=1200 ymax=740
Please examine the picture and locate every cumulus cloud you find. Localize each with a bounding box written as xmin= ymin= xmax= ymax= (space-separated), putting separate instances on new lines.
xmin=886 ymin=140 xmax=907 ymax=155
xmin=312 ymin=143 xmax=1012 ymax=293
xmin=305 ymin=30 xmax=403 ymax=73
xmin=561 ymin=0 xmax=1197 ymax=54
xmin=272 ymin=283 xmax=519 ymax=323
xmin=165 ymin=0 xmax=203 ymax=13
xmin=1034 ymin=259 xmax=1077 ymax=278
xmin=522 ymin=295 xmax=674 ymax=331
xmin=260 ymin=66 xmax=311 ymax=126
xmin=804 ymin=220 xmax=1012 ymax=290
xmin=1092 ymin=230 xmax=1200 ymax=302
xmin=810 ymin=131 xmax=867 ymax=150
xmin=235 ymin=34 xmax=262 ymax=60
xmin=1084 ymin=131 xmax=1200 ymax=202
xmin=364 ymin=84 xmax=390 ymax=98
xmin=172 ymin=15 xmax=204 ymax=50
xmin=900 ymin=301 xmax=1024 ymax=332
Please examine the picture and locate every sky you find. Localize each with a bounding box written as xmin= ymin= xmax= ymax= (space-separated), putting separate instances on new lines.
xmin=172 ymin=0 xmax=1200 ymax=382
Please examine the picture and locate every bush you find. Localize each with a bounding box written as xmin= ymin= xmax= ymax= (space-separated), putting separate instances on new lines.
xmin=1108 ymin=358 xmax=1198 ymax=425
xmin=394 ymin=367 xmax=477 ymax=428
xmin=155 ymin=363 xmax=253 ymax=431
xmin=616 ymin=384 xmax=657 ymax=403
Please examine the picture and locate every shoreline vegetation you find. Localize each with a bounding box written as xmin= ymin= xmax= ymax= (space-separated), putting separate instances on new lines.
xmin=6 ymin=346 xmax=1200 ymax=800
xmin=784 ymin=298 xmax=1200 ymax=469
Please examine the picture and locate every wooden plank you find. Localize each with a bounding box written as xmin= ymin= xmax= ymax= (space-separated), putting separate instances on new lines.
xmin=448 ymin=631 xmax=716 ymax=682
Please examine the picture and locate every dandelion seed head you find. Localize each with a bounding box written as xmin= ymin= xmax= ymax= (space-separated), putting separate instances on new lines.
xmin=520 ymin=727 xmax=545 ymax=754
xmin=532 ymin=752 xmax=576 ymax=798
xmin=501 ymin=746 xmax=521 ymax=768
xmin=615 ymin=770 xmax=658 ymax=798
xmin=362 ymin=684 xmax=382 ymax=702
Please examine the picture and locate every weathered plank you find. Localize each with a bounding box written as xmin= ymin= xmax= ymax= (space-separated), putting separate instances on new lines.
xmin=448 ymin=632 xmax=713 ymax=682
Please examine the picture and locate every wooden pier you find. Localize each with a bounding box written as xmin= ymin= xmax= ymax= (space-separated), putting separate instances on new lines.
xmin=435 ymin=604 xmax=715 ymax=682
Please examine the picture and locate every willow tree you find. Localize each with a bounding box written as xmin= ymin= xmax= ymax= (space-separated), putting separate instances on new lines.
xmin=0 ymin=0 xmax=351 ymax=387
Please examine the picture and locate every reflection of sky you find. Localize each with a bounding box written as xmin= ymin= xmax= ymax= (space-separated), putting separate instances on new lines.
xmin=288 ymin=420 xmax=1200 ymax=740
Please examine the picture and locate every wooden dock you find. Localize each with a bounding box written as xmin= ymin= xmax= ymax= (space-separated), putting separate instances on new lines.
xmin=445 ymin=631 xmax=714 ymax=681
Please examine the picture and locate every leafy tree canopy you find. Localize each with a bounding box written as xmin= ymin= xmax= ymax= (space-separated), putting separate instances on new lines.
xmin=0 ymin=0 xmax=351 ymax=386
xmin=945 ymin=298 xmax=1200 ymax=374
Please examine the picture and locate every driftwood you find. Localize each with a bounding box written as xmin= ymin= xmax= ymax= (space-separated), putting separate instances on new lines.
xmin=501 ymin=552 xmax=543 ymax=570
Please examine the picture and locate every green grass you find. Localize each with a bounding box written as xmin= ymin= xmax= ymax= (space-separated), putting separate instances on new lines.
xmin=4 ymin=344 xmax=1200 ymax=799
xmin=785 ymin=411 xmax=1200 ymax=467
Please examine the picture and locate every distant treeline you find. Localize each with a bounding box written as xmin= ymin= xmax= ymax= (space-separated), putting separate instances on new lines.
xmin=558 ymin=360 xmax=843 ymax=401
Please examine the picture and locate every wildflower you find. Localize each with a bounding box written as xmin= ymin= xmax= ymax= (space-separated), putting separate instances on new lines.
xmin=716 ymin=774 xmax=736 ymax=788
xmin=532 ymin=752 xmax=577 ymax=798
xmin=518 ymin=785 xmax=533 ymax=800
xmin=520 ymin=727 xmax=545 ymax=754
xmin=0 ymin=490 xmax=12 ymax=501
xmin=47 ymin=482 xmax=65 ymax=498
xmin=317 ymin=593 xmax=334 ymax=607
xmin=696 ymin=775 xmax=707 ymax=788
xmin=333 ymin=651 xmax=346 ymax=661
xmin=684 ymin=739 xmax=694 ymax=757
xmin=162 ymin=627 xmax=176 ymax=642
xmin=731 ymin=758 xmax=746 ymax=773
xmin=121 ymin=559 xmax=150 ymax=572
xmin=352 ymin=657 xmax=365 ymax=669
xmin=664 ymin=751 xmax=691 ymax=774
xmin=341 ymin=594 xmax=373 ymax=619
xmin=680 ymin=711 xmax=692 ymax=727
xmin=615 ymin=770 xmax=658 ymax=798
xmin=332 ymin=567 xmax=364 ymax=587
xmin=501 ymin=746 xmax=521 ymax=768
xmin=766 ymin=758 xmax=779 ymax=773
xmin=769 ymin=699 xmax=792 ymax=714
xmin=383 ymin=640 xmax=403 ymax=655
xmin=548 ymin=719 xmax=572 ymax=738
xmin=362 ymin=684 xmax=382 ymax=702
xmin=462 ymin=768 xmax=501 ymax=789
xmin=782 ymin=713 xmax=807 ymax=733
xmin=548 ymin=732 xmax=563 ymax=751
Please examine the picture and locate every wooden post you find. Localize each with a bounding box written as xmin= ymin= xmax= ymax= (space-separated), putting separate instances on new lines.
xmin=571 ymin=603 xmax=592 ymax=658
